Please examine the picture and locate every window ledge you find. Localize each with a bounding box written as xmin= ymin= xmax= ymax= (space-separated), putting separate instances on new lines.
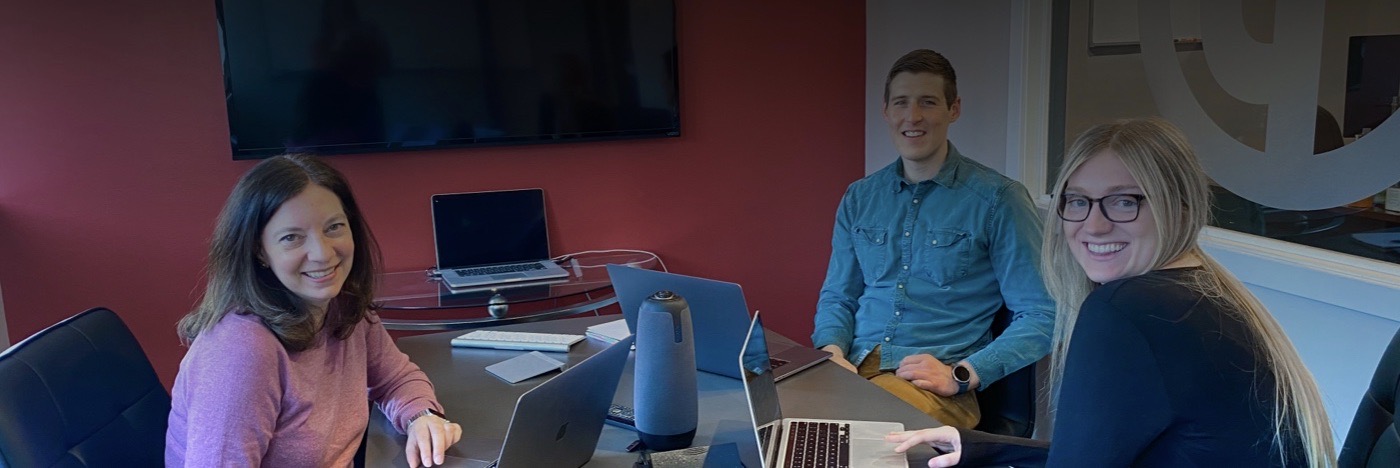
xmin=1199 ymin=226 xmax=1400 ymax=321
xmin=1199 ymin=226 xmax=1400 ymax=289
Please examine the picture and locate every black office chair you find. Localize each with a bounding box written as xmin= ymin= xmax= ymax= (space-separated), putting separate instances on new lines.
xmin=972 ymin=306 xmax=1039 ymax=438
xmin=0 ymin=307 xmax=171 ymax=467
xmin=1339 ymin=328 xmax=1400 ymax=467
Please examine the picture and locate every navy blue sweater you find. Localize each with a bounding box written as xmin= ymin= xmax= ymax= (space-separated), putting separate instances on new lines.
xmin=957 ymin=268 xmax=1305 ymax=467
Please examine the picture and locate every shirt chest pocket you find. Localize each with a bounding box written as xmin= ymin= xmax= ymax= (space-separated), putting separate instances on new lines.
xmin=916 ymin=228 xmax=971 ymax=286
xmin=852 ymin=226 xmax=888 ymax=279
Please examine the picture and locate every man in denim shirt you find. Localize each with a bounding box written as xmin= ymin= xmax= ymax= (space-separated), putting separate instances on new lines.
xmin=812 ymin=49 xmax=1054 ymax=428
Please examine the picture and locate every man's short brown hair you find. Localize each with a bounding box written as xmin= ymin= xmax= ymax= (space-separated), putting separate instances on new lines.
xmin=883 ymin=49 xmax=958 ymax=105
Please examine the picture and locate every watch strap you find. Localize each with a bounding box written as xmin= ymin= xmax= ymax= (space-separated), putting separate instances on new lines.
xmin=409 ymin=407 xmax=447 ymax=426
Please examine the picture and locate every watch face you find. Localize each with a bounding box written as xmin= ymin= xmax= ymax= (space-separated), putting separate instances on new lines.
xmin=953 ymin=365 xmax=970 ymax=382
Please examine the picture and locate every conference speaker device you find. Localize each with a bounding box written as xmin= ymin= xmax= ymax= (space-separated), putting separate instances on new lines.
xmin=633 ymin=290 xmax=698 ymax=451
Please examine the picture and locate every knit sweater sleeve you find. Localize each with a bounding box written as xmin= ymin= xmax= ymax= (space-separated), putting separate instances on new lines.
xmin=364 ymin=317 xmax=442 ymax=433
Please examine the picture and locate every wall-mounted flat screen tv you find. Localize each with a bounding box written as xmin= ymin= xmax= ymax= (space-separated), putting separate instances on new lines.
xmin=216 ymin=0 xmax=680 ymax=159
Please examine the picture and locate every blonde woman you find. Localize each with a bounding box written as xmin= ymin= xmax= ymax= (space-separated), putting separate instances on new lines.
xmin=887 ymin=118 xmax=1334 ymax=467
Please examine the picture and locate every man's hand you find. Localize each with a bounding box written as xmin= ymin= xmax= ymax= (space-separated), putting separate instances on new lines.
xmin=405 ymin=411 xmax=463 ymax=468
xmin=895 ymin=354 xmax=959 ymax=397
xmin=820 ymin=344 xmax=859 ymax=373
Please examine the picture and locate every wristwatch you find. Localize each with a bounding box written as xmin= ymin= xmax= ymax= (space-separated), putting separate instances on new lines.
xmin=409 ymin=408 xmax=448 ymax=426
xmin=952 ymin=363 xmax=972 ymax=394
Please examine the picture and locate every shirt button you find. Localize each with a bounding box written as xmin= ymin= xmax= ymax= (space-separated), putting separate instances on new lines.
xmin=897 ymin=284 xmax=904 ymax=289
xmin=931 ymin=240 xmax=939 ymax=245
xmin=904 ymin=231 xmax=911 ymax=237
xmin=913 ymin=198 xmax=920 ymax=204
xmin=884 ymin=337 xmax=891 ymax=342
xmin=902 ymin=265 xmax=909 ymax=270
xmin=895 ymin=311 xmax=901 ymax=316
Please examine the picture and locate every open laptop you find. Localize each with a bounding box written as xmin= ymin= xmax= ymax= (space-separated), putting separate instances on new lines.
xmin=431 ymin=189 xmax=570 ymax=289
xmin=456 ymin=336 xmax=633 ymax=468
xmin=607 ymin=265 xmax=829 ymax=381
xmin=740 ymin=312 xmax=907 ymax=468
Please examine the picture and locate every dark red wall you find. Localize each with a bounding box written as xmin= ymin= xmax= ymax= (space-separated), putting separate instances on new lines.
xmin=0 ymin=0 xmax=864 ymax=387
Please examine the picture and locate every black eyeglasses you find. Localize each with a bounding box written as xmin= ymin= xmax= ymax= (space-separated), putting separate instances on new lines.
xmin=1057 ymin=194 xmax=1147 ymax=223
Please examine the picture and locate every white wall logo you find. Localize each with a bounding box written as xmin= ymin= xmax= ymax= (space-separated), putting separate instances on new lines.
xmin=1139 ymin=0 xmax=1400 ymax=210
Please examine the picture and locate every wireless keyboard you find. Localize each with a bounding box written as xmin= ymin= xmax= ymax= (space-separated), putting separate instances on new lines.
xmin=451 ymin=330 xmax=585 ymax=352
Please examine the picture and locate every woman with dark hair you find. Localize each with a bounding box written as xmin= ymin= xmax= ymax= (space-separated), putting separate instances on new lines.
xmin=166 ymin=154 xmax=460 ymax=467
xmin=887 ymin=118 xmax=1334 ymax=467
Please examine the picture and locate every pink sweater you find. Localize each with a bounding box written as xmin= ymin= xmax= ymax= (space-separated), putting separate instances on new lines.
xmin=166 ymin=312 xmax=441 ymax=467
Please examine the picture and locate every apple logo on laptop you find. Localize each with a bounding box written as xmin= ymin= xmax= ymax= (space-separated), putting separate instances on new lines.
xmin=555 ymin=422 xmax=569 ymax=441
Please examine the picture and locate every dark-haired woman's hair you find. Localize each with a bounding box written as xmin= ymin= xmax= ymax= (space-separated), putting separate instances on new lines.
xmin=178 ymin=154 xmax=381 ymax=352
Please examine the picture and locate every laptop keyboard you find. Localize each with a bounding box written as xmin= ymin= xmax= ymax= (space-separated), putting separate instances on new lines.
xmin=784 ymin=421 xmax=850 ymax=468
xmin=455 ymin=262 xmax=546 ymax=276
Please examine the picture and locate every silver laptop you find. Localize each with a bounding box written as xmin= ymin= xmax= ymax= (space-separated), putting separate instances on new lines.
xmin=740 ymin=312 xmax=906 ymax=468
xmin=431 ymin=189 xmax=570 ymax=289
xmin=607 ymin=265 xmax=829 ymax=381
xmin=461 ymin=336 xmax=633 ymax=468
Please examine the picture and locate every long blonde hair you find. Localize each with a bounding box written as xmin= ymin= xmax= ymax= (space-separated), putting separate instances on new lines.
xmin=1041 ymin=118 xmax=1334 ymax=467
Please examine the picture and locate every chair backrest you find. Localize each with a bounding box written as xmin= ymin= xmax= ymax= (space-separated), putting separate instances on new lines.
xmin=0 ymin=307 xmax=171 ymax=468
xmin=972 ymin=306 xmax=1038 ymax=438
xmin=1340 ymin=328 xmax=1400 ymax=467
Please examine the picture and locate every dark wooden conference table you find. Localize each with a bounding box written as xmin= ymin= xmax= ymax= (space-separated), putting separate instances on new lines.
xmin=364 ymin=314 xmax=943 ymax=467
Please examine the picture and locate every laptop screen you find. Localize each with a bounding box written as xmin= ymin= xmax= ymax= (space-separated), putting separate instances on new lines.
xmin=431 ymin=189 xmax=550 ymax=269
xmin=741 ymin=313 xmax=784 ymax=452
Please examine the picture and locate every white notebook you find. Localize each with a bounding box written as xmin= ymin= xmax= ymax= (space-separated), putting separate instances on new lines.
xmin=585 ymin=319 xmax=632 ymax=344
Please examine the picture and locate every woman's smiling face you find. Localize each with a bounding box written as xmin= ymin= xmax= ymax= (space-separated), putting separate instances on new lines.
xmin=1062 ymin=150 xmax=1157 ymax=284
xmin=259 ymin=184 xmax=354 ymax=312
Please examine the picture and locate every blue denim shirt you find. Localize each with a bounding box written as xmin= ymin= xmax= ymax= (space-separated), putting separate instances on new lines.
xmin=812 ymin=143 xmax=1054 ymax=386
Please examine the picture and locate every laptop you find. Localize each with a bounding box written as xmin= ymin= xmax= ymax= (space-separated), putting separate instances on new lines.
xmin=431 ymin=189 xmax=570 ymax=289
xmin=607 ymin=265 xmax=829 ymax=381
xmin=460 ymin=336 xmax=634 ymax=468
xmin=740 ymin=312 xmax=907 ymax=468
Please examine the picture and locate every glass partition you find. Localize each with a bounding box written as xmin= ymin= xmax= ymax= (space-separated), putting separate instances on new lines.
xmin=1053 ymin=0 xmax=1400 ymax=265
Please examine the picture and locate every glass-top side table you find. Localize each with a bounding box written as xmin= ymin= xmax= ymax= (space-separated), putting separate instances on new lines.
xmin=374 ymin=252 xmax=659 ymax=330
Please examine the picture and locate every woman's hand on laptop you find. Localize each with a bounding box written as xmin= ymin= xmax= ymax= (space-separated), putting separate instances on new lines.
xmin=886 ymin=427 xmax=962 ymax=467
xmin=820 ymin=345 xmax=859 ymax=373
xmin=406 ymin=412 xmax=462 ymax=467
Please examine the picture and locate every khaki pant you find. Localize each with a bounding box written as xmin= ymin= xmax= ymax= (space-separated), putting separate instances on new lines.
xmin=856 ymin=346 xmax=981 ymax=429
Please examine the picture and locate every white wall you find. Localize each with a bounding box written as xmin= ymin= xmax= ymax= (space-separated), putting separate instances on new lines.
xmin=865 ymin=0 xmax=1014 ymax=175
xmin=1202 ymin=229 xmax=1400 ymax=444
